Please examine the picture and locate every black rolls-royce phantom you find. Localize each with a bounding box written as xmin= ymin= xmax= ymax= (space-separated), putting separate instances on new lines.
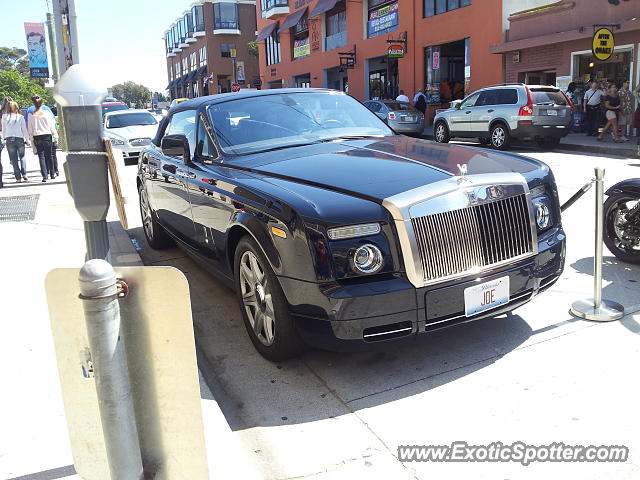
xmin=137 ymin=89 xmax=565 ymax=361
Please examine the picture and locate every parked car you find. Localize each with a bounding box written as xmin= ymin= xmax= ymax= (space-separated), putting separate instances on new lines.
xmin=103 ymin=109 xmax=158 ymax=165
xmin=169 ymin=98 xmax=189 ymax=109
xmin=101 ymin=101 xmax=129 ymax=119
xmin=363 ymin=100 xmax=425 ymax=136
xmin=137 ymin=88 xmax=565 ymax=361
xmin=433 ymin=84 xmax=573 ymax=150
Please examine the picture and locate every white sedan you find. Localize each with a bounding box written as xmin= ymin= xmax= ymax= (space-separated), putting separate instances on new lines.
xmin=103 ymin=110 xmax=159 ymax=165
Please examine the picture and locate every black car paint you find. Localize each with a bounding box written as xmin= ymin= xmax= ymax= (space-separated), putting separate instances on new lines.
xmin=139 ymin=89 xmax=565 ymax=350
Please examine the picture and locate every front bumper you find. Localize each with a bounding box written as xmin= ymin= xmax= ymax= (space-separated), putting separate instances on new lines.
xmin=281 ymin=226 xmax=565 ymax=351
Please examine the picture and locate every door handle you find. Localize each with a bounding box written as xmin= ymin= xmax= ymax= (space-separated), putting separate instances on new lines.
xmin=465 ymin=111 xmax=471 ymax=114
xmin=487 ymin=109 xmax=495 ymax=113
xmin=176 ymin=170 xmax=196 ymax=179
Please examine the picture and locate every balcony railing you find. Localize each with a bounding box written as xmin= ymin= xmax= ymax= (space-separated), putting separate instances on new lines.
xmin=194 ymin=22 xmax=205 ymax=32
xmin=325 ymin=31 xmax=347 ymax=51
xmin=214 ymin=21 xmax=238 ymax=30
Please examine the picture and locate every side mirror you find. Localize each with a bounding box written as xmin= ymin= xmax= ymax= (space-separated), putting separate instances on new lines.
xmin=452 ymin=100 xmax=462 ymax=110
xmin=161 ymin=134 xmax=190 ymax=161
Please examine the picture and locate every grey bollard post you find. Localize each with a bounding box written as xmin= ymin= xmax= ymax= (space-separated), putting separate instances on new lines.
xmin=79 ymin=259 xmax=143 ymax=479
xmin=53 ymin=65 xmax=111 ymax=262
xmin=570 ymin=167 xmax=624 ymax=321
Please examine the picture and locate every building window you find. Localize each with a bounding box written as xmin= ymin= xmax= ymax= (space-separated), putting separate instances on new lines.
xmin=367 ymin=1 xmax=398 ymax=39
xmin=175 ymin=62 xmax=181 ymax=78
xmin=265 ymin=31 xmax=280 ymax=66
xmin=171 ymin=25 xmax=179 ymax=49
xmin=325 ymin=1 xmax=347 ymax=51
xmin=292 ymin=14 xmax=310 ymax=60
xmin=178 ymin=18 xmax=186 ymax=43
xmin=182 ymin=57 xmax=188 ymax=75
xmin=261 ymin=0 xmax=288 ymax=12
xmin=199 ymin=46 xmax=207 ymax=67
xmin=190 ymin=52 xmax=197 ymax=71
xmin=165 ymin=34 xmax=172 ymax=54
xmin=214 ymin=3 xmax=239 ymax=30
xmin=221 ymin=44 xmax=236 ymax=58
xmin=424 ymin=0 xmax=470 ymax=17
xmin=185 ymin=12 xmax=193 ymax=37
xmin=192 ymin=5 xmax=205 ymax=32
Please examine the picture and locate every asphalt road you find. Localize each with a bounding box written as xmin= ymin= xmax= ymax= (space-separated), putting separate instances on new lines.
xmin=119 ymin=144 xmax=640 ymax=480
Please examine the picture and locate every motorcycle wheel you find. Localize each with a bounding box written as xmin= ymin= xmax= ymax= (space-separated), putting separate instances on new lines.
xmin=603 ymin=193 xmax=640 ymax=264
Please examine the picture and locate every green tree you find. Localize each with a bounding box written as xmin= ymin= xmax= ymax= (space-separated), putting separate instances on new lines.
xmin=0 ymin=69 xmax=52 ymax=107
xmin=0 ymin=47 xmax=29 ymax=75
xmin=247 ymin=41 xmax=259 ymax=57
xmin=111 ymin=81 xmax=152 ymax=108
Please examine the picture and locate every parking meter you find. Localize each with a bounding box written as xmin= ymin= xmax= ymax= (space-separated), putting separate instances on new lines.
xmin=53 ymin=65 xmax=111 ymax=261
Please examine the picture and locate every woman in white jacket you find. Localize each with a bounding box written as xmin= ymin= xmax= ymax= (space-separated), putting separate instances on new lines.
xmin=1 ymin=101 xmax=31 ymax=184
xmin=27 ymin=96 xmax=58 ymax=182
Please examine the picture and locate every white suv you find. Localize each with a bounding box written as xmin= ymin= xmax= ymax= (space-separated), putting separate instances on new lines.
xmin=433 ymin=84 xmax=573 ymax=150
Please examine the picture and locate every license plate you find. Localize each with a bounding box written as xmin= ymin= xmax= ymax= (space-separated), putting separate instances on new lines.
xmin=547 ymin=110 xmax=558 ymax=116
xmin=402 ymin=115 xmax=415 ymax=122
xmin=463 ymin=276 xmax=510 ymax=317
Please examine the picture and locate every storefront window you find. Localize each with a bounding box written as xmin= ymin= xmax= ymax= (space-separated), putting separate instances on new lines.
xmin=424 ymin=39 xmax=467 ymax=104
xmin=424 ymin=0 xmax=470 ymax=17
xmin=266 ymin=31 xmax=281 ymax=65
xmin=292 ymin=14 xmax=310 ymax=59
xmin=367 ymin=1 xmax=398 ymax=39
xmin=199 ymin=46 xmax=207 ymax=67
xmin=574 ymin=50 xmax=632 ymax=86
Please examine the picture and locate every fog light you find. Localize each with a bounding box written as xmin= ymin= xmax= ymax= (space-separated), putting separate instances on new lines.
xmin=353 ymin=244 xmax=383 ymax=274
xmin=535 ymin=202 xmax=551 ymax=229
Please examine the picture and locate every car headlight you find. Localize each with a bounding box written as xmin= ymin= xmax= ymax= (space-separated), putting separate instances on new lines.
xmin=352 ymin=244 xmax=384 ymax=274
xmin=534 ymin=200 xmax=551 ymax=229
xmin=327 ymin=223 xmax=380 ymax=240
xmin=109 ymin=138 xmax=125 ymax=146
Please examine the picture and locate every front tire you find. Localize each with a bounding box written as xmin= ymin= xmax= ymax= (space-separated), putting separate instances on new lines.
xmin=434 ymin=121 xmax=450 ymax=143
xmin=489 ymin=123 xmax=511 ymax=150
xmin=603 ymin=193 xmax=640 ymax=264
xmin=234 ymin=236 xmax=307 ymax=361
xmin=139 ymin=184 xmax=174 ymax=249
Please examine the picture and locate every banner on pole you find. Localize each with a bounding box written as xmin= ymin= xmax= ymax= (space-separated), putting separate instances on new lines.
xmin=24 ymin=22 xmax=50 ymax=78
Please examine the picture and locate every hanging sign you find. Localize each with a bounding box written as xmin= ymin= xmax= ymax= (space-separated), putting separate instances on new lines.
xmin=592 ymin=27 xmax=614 ymax=61
xmin=432 ymin=51 xmax=440 ymax=70
xmin=339 ymin=56 xmax=355 ymax=69
xmin=388 ymin=44 xmax=404 ymax=58
xmin=24 ymin=22 xmax=50 ymax=78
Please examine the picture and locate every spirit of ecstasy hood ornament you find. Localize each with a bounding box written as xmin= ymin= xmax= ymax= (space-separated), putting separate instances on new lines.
xmin=456 ymin=163 xmax=469 ymax=183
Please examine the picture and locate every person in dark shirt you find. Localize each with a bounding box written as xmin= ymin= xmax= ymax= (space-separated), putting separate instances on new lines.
xmin=598 ymin=85 xmax=623 ymax=142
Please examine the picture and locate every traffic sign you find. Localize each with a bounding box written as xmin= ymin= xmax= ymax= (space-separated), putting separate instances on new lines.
xmin=231 ymin=83 xmax=241 ymax=92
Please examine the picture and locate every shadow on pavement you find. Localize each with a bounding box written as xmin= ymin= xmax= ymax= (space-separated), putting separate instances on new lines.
xmin=127 ymin=225 xmax=536 ymax=430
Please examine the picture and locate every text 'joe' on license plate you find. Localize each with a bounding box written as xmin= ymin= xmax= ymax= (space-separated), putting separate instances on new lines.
xmin=463 ymin=276 xmax=510 ymax=317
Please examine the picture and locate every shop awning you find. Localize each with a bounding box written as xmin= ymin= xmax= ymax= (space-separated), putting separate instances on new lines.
xmin=278 ymin=7 xmax=307 ymax=33
xmin=309 ymin=0 xmax=339 ymax=18
xmin=175 ymin=76 xmax=186 ymax=85
xmin=195 ymin=66 xmax=207 ymax=78
xmin=256 ymin=22 xmax=278 ymax=42
xmin=185 ymin=71 xmax=197 ymax=82
xmin=166 ymin=80 xmax=175 ymax=90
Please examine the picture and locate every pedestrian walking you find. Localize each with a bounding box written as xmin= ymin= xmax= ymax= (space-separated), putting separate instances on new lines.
xmin=27 ymin=96 xmax=58 ymax=182
xmin=1 ymin=101 xmax=31 ymax=184
xmin=26 ymin=95 xmax=58 ymax=176
xmin=395 ymin=90 xmax=409 ymax=103
xmin=597 ymin=84 xmax=623 ymax=143
xmin=414 ymin=93 xmax=427 ymax=115
xmin=618 ymin=80 xmax=632 ymax=141
xmin=413 ymin=89 xmax=426 ymax=104
xmin=583 ymin=79 xmax=605 ymax=136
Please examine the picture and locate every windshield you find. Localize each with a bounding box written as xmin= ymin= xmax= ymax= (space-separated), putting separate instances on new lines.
xmin=207 ymin=92 xmax=393 ymax=155
xmin=384 ymin=103 xmax=414 ymax=111
xmin=530 ymin=89 xmax=567 ymax=106
xmin=102 ymin=104 xmax=129 ymax=116
xmin=106 ymin=112 xmax=157 ymax=128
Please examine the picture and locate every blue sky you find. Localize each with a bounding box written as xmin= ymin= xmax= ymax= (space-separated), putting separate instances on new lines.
xmin=1 ymin=0 xmax=193 ymax=93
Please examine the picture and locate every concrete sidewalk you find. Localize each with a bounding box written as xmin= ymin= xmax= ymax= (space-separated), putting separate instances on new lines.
xmin=421 ymin=125 xmax=639 ymax=157
xmin=0 ymin=150 xmax=258 ymax=479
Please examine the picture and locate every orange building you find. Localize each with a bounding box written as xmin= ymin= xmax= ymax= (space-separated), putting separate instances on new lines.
xmin=255 ymin=0 xmax=504 ymax=120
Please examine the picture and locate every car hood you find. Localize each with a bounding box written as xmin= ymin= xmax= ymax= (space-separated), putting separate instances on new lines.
xmin=104 ymin=124 xmax=158 ymax=140
xmin=236 ymin=136 xmax=543 ymax=202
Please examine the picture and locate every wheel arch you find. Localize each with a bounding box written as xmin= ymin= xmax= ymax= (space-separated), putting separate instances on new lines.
xmin=489 ymin=118 xmax=511 ymax=133
xmin=226 ymin=213 xmax=282 ymax=278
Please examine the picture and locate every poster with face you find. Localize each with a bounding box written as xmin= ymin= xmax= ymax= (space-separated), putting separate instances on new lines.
xmin=24 ymin=22 xmax=50 ymax=78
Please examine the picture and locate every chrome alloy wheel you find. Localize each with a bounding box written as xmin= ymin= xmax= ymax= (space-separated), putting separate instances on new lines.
xmin=140 ymin=188 xmax=153 ymax=239
xmin=491 ymin=126 xmax=506 ymax=147
xmin=239 ymin=250 xmax=275 ymax=346
xmin=435 ymin=123 xmax=446 ymax=142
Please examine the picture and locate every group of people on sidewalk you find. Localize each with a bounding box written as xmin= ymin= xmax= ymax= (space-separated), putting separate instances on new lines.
xmin=581 ymin=78 xmax=640 ymax=143
xmin=0 ymin=95 xmax=59 ymax=188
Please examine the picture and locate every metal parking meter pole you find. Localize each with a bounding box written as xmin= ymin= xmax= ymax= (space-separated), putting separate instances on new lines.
xmin=570 ymin=167 xmax=624 ymax=321
xmin=79 ymin=259 xmax=143 ymax=479
xmin=53 ymin=65 xmax=111 ymax=262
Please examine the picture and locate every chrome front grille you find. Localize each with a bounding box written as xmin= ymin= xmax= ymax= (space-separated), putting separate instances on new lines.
xmin=410 ymin=193 xmax=534 ymax=282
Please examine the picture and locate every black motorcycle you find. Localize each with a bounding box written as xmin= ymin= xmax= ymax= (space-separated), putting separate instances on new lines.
xmin=604 ymin=179 xmax=640 ymax=264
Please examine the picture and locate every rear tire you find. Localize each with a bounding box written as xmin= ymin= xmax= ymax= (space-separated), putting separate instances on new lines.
xmin=434 ymin=121 xmax=450 ymax=143
xmin=234 ymin=236 xmax=307 ymax=361
xmin=489 ymin=123 xmax=511 ymax=150
xmin=603 ymin=193 xmax=640 ymax=264
xmin=139 ymin=184 xmax=174 ymax=249
xmin=536 ymin=137 xmax=561 ymax=150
